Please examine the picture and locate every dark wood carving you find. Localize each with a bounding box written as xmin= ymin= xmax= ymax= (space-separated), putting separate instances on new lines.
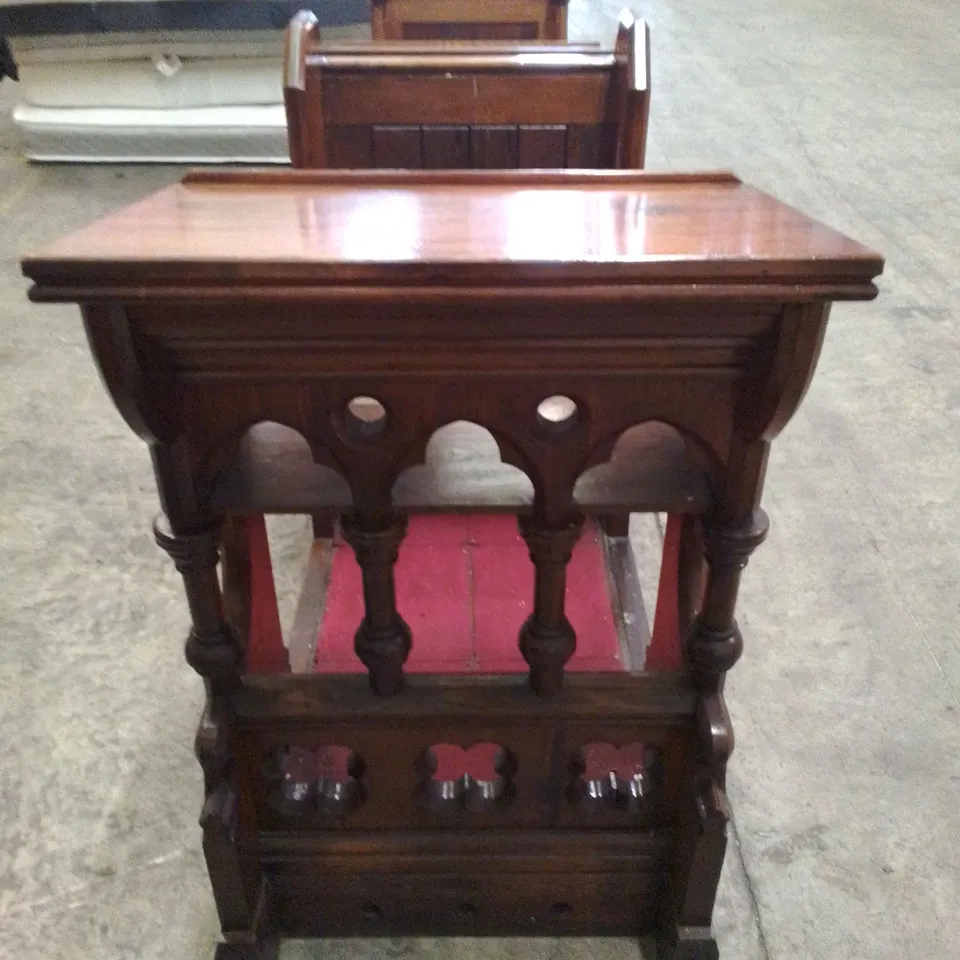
xmin=21 ymin=169 xmax=883 ymax=958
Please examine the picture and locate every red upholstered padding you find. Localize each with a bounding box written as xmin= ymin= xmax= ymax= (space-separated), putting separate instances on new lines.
xmin=315 ymin=515 xmax=624 ymax=674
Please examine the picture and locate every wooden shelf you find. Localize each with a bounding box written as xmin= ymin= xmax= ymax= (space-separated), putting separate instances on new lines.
xmin=213 ymin=420 xmax=712 ymax=516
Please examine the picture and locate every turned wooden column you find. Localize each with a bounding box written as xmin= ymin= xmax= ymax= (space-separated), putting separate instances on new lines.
xmin=341 ymin=512 xmax=412 ymax=695
xmin=518 ymin=514 xmax=584 ymax=694
xmin=661 ymin=507 xmax=769 ymax=960
xmin=686 ymin=509 xmax=769 ymax=692
xmin=154 ymin=515 xmax=243 ymax=689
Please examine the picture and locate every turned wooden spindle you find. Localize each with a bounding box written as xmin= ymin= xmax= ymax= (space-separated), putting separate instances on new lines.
xmin=518 ymin=514 xmax=584 ymax=694
xmin=341 ymin=512 xmax=412 ymax=696
xmin=686 ymin=509 xmax=769 ymax=692
xmin=154 ymin=515 xmax=243 ymax=688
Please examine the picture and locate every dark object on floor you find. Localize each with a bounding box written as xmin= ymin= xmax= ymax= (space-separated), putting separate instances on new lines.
xmin=0 ymin=1 xmax=367 ymax=39
xmin=1 ymin=36 xmax=18 ymax=81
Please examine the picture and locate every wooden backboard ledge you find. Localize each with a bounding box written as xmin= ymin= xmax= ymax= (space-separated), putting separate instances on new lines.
xmin=307 ymin=43 xmax=602 ymax=55
xmin=309 ymin=52 xmax=616 ymax=69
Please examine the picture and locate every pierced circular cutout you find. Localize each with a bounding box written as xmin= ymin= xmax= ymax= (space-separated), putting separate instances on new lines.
xmin=536 ymin=395 xmax=579 ymax=436
xmin=342 ymin=396 xmax=387 ymax=440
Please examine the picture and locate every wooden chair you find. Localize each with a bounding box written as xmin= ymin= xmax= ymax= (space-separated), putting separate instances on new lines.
xmin=284 ymin=8 xmax=651 ymax=170
xmin=370 ymin=0 xmax=569 ymax=40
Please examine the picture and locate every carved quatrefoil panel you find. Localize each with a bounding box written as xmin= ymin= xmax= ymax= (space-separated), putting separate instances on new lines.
xmin=264 ymin=745 xmax=366 ymax=816
xmin=422 ymin=742 xmax=515 ymax=813
xmin=569 ymin=742 xmax=660 ymax=812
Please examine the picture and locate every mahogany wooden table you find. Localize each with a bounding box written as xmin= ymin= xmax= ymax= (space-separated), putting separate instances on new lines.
xmin=22 ymin=169 xmax=883 ymax=960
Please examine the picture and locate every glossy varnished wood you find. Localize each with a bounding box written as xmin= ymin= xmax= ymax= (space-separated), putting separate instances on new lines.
xmin=370 ymin=0 xmax=569 ymax=41
xmin=22 ymin=168 xmax=883 ymax=959
xmin=22 ymin=170 xmax=881 ymax=297
xmin=284 ymin=9 xmax=649 ymax=169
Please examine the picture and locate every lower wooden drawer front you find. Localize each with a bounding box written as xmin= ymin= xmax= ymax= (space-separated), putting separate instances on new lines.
xmin=272 ymin=870 xmax=664 ymax=936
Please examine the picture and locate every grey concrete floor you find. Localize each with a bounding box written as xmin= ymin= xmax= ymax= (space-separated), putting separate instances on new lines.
xmin=1 ymin=0 xmax=958 ymax=958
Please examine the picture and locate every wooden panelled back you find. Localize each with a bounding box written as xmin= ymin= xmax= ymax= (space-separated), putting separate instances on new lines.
xmin=284 ymin=9 xmax=651 ymax=170
xmin=371 ymin=0 xmax=568 ymax=41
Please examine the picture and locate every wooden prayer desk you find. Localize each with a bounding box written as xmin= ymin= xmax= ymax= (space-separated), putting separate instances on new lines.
xmin=22 ymin=169 xmax=883 ymax=960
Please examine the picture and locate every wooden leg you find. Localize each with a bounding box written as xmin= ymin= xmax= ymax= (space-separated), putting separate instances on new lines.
xmin=214 ymin=940 xmax=278 ymax=960
xmin=687 ymin=511 xmax=768 ymax=691
xmin=518 ymin=514 xmax=583 ymax=694
xmin=656 ymin=925 xmax=720 ymax=960
xmin=212 ymin=877 xmax=279 ymax=960
xmin=341 ymin=512 xmax=411 ymax=695
xmin=154 ymin=515 xmax=242 ymax=688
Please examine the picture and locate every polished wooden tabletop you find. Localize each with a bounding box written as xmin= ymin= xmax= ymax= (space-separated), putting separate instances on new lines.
xmin=23 ymin=170 xmax=883 ymax=299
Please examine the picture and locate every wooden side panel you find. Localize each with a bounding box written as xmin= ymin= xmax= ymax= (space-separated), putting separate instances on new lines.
xmin=321 ymin=72 xmax=609 ymax=125
xmin=326 ymin=125 xmax=374 ymax=167
xmin=518 ymin=125 xmax=568 ymax=167
xmin=244 ymin=515 xmax=290 ymax=674
xmin=402 ymin=22 xmax=538 ymax=40
xmin=566 ymin=123 xmax=611 ymax=167
xmin=471 ymin=125 xmax=519 ymax=168
xmin=238 ymin=712 xmax=690 ymax=832
xmin=374 ymin=0 xmax=563 ymax=41
xmin=373 ymin=125 xmax=423 ymax=168
xmin=272 ymin=869 xmax=664 ymax=935
xmin=421 ymin=125 xmax=471 ymax=168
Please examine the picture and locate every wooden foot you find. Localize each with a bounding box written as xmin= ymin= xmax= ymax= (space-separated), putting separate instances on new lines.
xmin=213 ymin=936 xmax=278 ymax=960
xmin=656 ymin=925 xmax=719 ymax=960
xmin=211 ymin=876 xmax=278 ymax=960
